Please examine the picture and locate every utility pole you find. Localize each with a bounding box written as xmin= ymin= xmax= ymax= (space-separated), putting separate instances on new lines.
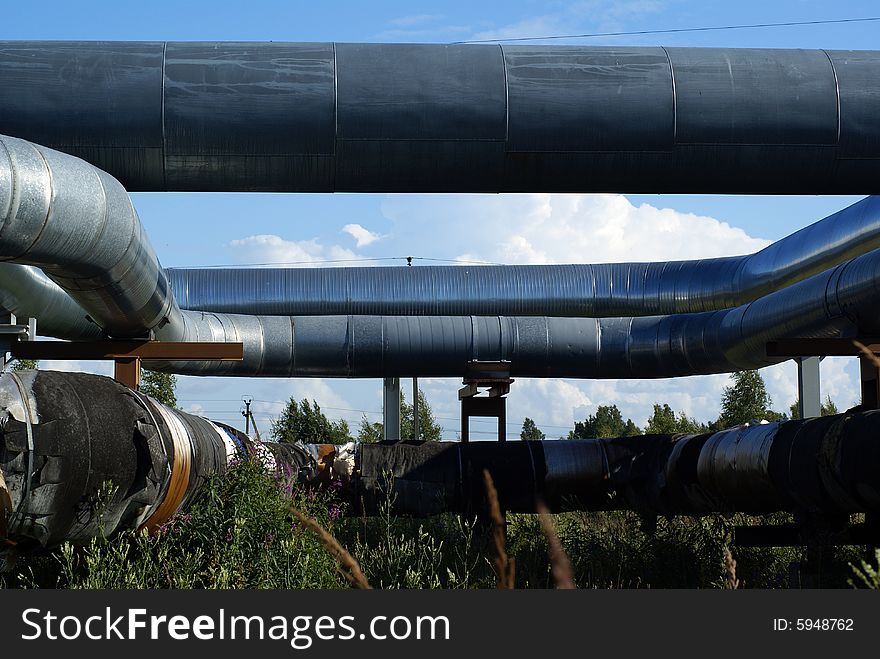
xmin=413 ymin=377 xmax=420 ymax=440
xmin=242 ymin=396 xmax=253 ymax=435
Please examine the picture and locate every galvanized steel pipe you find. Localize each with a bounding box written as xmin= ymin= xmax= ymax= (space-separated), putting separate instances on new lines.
xmin=166 ymin=196 xmax=880 ymax=317
xmin=1 ymin=43 xmax=879 ymax=193
xmin=2 ymin=135 xmax=880 ymax=378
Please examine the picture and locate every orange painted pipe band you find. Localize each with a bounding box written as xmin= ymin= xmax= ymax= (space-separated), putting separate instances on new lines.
xmin=139 ymin=404 xmax=194 ymax=534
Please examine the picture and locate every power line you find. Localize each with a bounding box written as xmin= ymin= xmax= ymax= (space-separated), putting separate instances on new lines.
xmin=455 ymin=16 xmax=880 ymax=44
xmin=178 ymin=398 xmax=576 ymax=431
xmin=172 ymin=255 xmax=501 ymax=269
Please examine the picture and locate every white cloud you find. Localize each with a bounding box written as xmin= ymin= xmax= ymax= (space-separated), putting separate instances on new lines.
xmin=228 ymin=234 xmax=359 ymax=267
xmin=382 ymin=193 xmax=769 ymax=265
xmin=389 ymin=14 xmax=445 ymax=28
xmin=342 ymin=223 xmax=382 ymax=248
xmin=470 ymin=15 xmax=571 ymax=42
xmin=469 ymin=1 xmax=670 ymax=42
xmin=37 ymin=360 xmax=113 ymax=377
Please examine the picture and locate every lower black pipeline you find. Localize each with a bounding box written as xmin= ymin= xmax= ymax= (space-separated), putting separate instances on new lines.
xmin=2 ymin=371 xmax=879 ymax=564
xmin=341 ymin=418 xmax=880 ymax=518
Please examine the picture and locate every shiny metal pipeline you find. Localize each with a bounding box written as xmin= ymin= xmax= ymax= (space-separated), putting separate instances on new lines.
xmin=3 ymin=136 xmax=880 ymax=378
xmin=1 ymin=43 xmax=879 ymax=193
xmin=0 ymin=264 xmax=101 ymax=340
xmin=151 ymin=244 xmax=880 ymax=377
xmin=3 ymin=239 xmax=880 ymax=378
xmin=0 ymin=135 xmax=177 ymax=338
xmin=167 ymin=196 xmax=880 ymax=317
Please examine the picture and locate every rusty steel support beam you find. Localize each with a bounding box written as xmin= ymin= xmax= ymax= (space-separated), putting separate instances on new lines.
xmin=9 ymin=339 xmax=243 ymax=390
xmin=9 ymin=340 xmax=244 ymax=361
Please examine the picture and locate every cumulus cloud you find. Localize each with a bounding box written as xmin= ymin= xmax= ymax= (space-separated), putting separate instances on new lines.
xmin=228 ymin=234 xmax=359 ymax=267
xmin=382 ymin=193 xmax=769 ymax=265
xmin=342 ymin=223 xmax=383 ymax=248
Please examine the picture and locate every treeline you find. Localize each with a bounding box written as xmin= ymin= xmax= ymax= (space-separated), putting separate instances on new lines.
xmin=270 ymin=389 xmax=442 ymax=444
xmin=522 ymin=369 xmax=841 ymax=440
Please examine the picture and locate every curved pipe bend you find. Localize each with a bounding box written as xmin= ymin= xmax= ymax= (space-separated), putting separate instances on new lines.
xmin=1 ymin=135 xmax=880 ymax=379
xmin=166 ymin=196 xmax=880 ymax=317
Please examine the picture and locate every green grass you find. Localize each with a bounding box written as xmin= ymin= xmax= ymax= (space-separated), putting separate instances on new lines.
xmin=1 ymin=461 xmax=872 ymax=589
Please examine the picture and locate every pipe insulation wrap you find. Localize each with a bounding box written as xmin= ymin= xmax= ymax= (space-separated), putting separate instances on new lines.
xmin=2 ymin=372 xmax=880 ymax=556
xmin=351 ymin=417 xmax=880 ymax=517
xmin=1 ymin=43 xmax=879 ymax=193
xmin=2 ymin=256 xmax=880 ymax=378
xmin=0 ymin=372 xmax=325 ymax=553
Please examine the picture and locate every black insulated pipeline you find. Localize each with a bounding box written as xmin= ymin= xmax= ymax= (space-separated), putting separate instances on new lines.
xmin=2 ymin=372 xmax=880 ymax=561
xmin=1 ymin=43 xmax=879 ymax=193
xmin=347 ymin=415 xmax=880 ymax=518
xmin=0 ymin=370 xmax=317 ymax=563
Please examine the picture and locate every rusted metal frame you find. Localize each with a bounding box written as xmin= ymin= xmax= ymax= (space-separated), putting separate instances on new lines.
xmin=10 ymin=339 xmax=244 ymax=360
xmin=10 ymin=339 xmax=243 ymax=390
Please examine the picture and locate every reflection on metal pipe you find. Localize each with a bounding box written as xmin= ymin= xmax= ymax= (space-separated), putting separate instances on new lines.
xmin=3 ymin=372 xmax=879 ymax=561
xmin=165 ymin=196 xmax=880 ymax=317
xmin=1 ymin=43 xmax=879 ymax=193
xmin=2 ymin=135 xmax=880 ymax=379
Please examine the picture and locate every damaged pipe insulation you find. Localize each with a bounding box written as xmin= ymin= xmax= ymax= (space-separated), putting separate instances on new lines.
xmin=0 ymin=370 xmax=319 ymax=558
xmin=3 ymin=371 xmax=879 ymax=558
xmin=167 ymin=196 xmax=880 ymax=317
xmin=1 ymin=43 xmax=880 ymax=194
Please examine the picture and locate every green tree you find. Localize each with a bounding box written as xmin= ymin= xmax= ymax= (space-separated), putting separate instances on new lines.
xmin=520 ymin=417 xmax=545 ymax=440
xmin=357 ymin=390 xmax=442 ymax=441
xmin=4 ymin=358 xmax=38 ymax=372
xmin=716 ymin=370 xmax=785 ymax=429
xmin=789 ymin=395 xmax=839 ymax=420
xmin=644 ymin=403 xmax=708 ymax=435
xmin=357 ymin=414 xmax=384 ymax=443
xmin=270 ymin=398 xmax=351 ymax=444
xmin=568 ymin=404 xmax=642 ymax=439
xmin=140 ymin=369 xmax=177 ymax=408
xmin=401 ymin=389 xmax=441 ymax=441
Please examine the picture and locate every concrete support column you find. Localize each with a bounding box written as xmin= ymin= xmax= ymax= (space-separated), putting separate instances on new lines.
xmin=383 ymin=377 xmax=400 ymax=440
xmin=797 ymin=356 xmax=821 ymax=418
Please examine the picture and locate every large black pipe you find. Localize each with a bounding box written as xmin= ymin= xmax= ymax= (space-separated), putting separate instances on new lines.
xmin=3 ymin=371 xmax=880 ymax=564
xmin=1 ymin=43 xmax=878 ymax=193
xmin=0 ymin=370 xmax=317 ymax=562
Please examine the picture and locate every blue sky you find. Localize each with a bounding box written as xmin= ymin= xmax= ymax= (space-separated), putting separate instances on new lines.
xmin=1 ymin=1 xmax=877 ymax=437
